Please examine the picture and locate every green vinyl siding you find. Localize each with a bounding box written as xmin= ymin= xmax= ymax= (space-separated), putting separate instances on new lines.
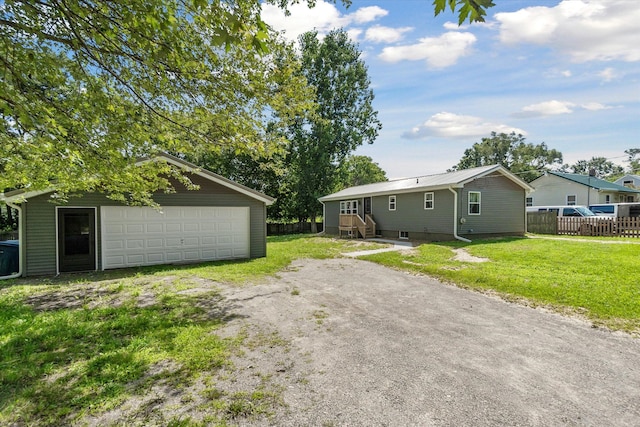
xmin=371 ymin=189 xmax=455 ymax=238
xmin=322 ymin=173 xmax=526 ymax=240
xmin=458 ymin=173 xmax=526 ymax=237
xmin=22 ymin=173 xmax=268 ymax=276
xmin=323 ymin=200 xmax=341 ymax=235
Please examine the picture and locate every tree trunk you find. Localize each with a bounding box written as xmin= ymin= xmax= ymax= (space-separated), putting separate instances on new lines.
xmin=6 ymin=206 xmax=14 ymax=229
xmin=310 ymin=219 xmax=318 ymax=233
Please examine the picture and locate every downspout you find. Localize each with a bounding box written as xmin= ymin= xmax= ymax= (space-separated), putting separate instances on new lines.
xmin=319 ymin=201 xmax=326 ymax=235
xmin=448 ymin=186 xmax=472 ymax=243
xmin=2 ymin=202 xmax=23 ymax=279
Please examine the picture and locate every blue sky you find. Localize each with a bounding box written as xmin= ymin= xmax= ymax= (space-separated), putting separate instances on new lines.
xmin=262 ymin=0 xmax=640 ymax=179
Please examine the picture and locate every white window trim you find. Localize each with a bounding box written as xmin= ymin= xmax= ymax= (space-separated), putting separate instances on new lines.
xmin=566 ymin=194 xmax=577 ymax=205
xmin=399 ymin=231 xmax=409 ymax=239
xmin=389 ymin=195 xmax=396 ymax=211
xmin=424 ymin=192 xmax=434 ymax=210
xmin=340 ymin=200 xmax=359 ymax=215
xmin=468 ymin=191 xmax=481 ymax=215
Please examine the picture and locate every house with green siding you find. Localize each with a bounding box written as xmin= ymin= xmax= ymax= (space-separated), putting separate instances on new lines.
xmin=0 ymin=153 xmax=274 ymax=278
xmin=319 ymin=165 xmax=532 ymax=242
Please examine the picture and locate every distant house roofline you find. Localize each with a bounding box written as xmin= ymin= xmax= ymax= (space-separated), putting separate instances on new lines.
xmin=546 ymin=171 xmax=640 ymax=194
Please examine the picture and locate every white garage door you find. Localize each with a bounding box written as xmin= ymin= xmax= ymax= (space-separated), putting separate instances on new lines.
xmin=100 ymin=206 xmax=250 ymax=270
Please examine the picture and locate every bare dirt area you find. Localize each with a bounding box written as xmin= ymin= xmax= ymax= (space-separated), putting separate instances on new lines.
xmin=208 ymin=258 xmax=640 ymax=426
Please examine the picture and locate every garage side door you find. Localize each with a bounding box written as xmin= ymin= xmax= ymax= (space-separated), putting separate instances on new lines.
xmin=101 ymin=206 xmax=250 ymax=270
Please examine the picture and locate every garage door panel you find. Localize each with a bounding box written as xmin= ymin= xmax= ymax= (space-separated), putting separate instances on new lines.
xmin=101 ymin=206 xmax=250 ymax=270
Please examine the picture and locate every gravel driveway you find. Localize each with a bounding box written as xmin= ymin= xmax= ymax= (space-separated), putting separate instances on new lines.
xmin=217 ymin=257 xmax=640 ymax=426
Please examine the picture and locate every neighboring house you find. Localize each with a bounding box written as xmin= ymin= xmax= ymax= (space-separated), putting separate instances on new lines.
xmin=614 ymin=174 xmax=640 ymax=189
xmin=528 ymin=171 xmax=640 ymax=207
xmin=319 ymin=164 xmax=533 ymax=242
xmin=0 ymin=153 xmax=274 ymax=278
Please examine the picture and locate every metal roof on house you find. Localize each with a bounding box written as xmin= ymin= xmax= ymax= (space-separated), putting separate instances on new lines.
xmin=319 ymin=164 xmax=533 ymax=202
xmin=548 ymin=171 xmax=640 ymax=193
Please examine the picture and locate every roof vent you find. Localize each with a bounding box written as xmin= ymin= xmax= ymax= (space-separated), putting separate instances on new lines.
xmin=589 ymin=169 xmax=596 ymax=177
xmin=416 ymin=178 xmax=419 ymax=183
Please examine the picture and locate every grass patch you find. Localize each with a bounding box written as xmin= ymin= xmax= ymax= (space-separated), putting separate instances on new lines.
xmin=0 ymin=235 xmax=381 ymax=425
xmin=2 ymin=233 xmax=637 ymax=424
xmin=360 ymin=236 xmax=640 ymax=333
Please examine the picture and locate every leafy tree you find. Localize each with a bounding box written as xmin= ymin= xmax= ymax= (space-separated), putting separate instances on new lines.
xmin=335 ymin=155 xmax=387 ymax=190
xmin=0 ymin=0 xmax=310 ymax=204
xmin=285 ymin=29 xmax=381 ymax=229
xmin=563 ymin=157 xmax=624 ymax=179
xmin=625 ymin=149 xmax=640 ymax=173
xmin=1 ymin=0 xmax=494 ymax=205
xmin=451 ymin=132 xmax=563 ymax=182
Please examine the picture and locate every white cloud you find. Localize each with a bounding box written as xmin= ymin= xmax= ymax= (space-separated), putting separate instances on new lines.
xmin=261 ymin=1 xmax=345 ymax=42
xmin=495 ymin=0 xmax=640 ymax=62
xmin=346 ymin=28 xmax=363 ymax=42
xmin=350 ymin=6 xmax=388 ymax=23
xmin=378 ymin=32 xmax=476 ymax=68
xmin=598 ymin=67 xmax=617 ymax=82
xmin=261 ymin=1 xmax=389 ymax=43
xmin=561 ymin=70 xmax=572 ymax=77
xmin=580 ymin=102 xmax=612 ymax=111
xmin=365 ymin=25 xmax=413 ymax=43
xmin=513 ymin=100 xmax=613 ymax=117
xmin=528 ymin=100 xmax=574 ymax=115
xmin=402 ymin=112 xmax=526 ymax=140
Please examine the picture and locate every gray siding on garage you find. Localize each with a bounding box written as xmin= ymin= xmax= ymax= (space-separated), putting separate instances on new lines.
xmin=22 ymin=173 xmax=268 ymax=276
xmin=457 ymin=173 xmax=526 ymax=237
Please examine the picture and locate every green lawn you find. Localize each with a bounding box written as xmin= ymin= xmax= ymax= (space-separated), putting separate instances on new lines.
xmin=1 ymin=234 xmax=638 ymax=425
xmin=0 ymin=235 xmax=383 ymax=426
xmin=360 ymin=236 xmax=640 ymax=333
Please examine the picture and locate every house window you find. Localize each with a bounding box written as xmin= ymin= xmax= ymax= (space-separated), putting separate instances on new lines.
xmin=389 ymin=195 xmax=396 ymax=211
xmin=567 ymin=195 xmax=577 ymax=205
xmin=623 ymin=180 xmax=633 ymax=187
xmin=424 ymin=192 xmax=434 ymax=210
xmin=399 ymin=231 xmax=409 ymax=239
xmin=605 ymin=195 xmax=610 ymax=203
xmin=340 ymin=200 xmax=358 ymax=214
xmin=627 ymin=195 xmax=635 ymax=202
xmin=525 ymin=197 xmax=533 ymax=207
xmin=468 ymin=191 xmax=481 ymax=215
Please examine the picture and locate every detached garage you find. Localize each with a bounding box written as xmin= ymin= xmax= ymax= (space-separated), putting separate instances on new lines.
xmin=1 ymin=153 xmax=274 ymax=277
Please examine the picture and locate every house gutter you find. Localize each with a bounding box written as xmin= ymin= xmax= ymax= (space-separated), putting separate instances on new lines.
xmin=1 ymin=201 xmax=23 ymax=280
xmin=448 ymin=186 xmax=472 ymax=243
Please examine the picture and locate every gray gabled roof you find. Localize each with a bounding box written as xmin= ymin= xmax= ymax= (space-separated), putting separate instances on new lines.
xmin=1 ymin=152 xmax=275 ymax=205
xmin=547 ymin=171 xmax=640 ymax=194
xmin=319 ymin=164 xmax=533 ymax=202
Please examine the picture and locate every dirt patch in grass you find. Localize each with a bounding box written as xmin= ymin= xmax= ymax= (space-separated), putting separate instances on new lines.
xmin=451 ymin=248 xmax=490 ymax=263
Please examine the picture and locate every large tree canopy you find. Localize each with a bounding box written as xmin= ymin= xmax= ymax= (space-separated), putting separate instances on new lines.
xmin=561 ymin=157 xmax=624 ymax=179
xmin=451 ymin=132 xmax=563 ymax=182
xmin=285 ymin=29 xmax=381 ymax=225
xmin=335 ymin=155 xmax=387 ymax=190
xmin=0 ymin=0 xmax=311 ymax=203
xmin=1 ymin=0 xmax=495 ymax=205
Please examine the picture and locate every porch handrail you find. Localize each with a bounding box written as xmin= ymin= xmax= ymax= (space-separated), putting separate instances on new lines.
xmin=365 ymin=214 xmax=376 ymax=236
